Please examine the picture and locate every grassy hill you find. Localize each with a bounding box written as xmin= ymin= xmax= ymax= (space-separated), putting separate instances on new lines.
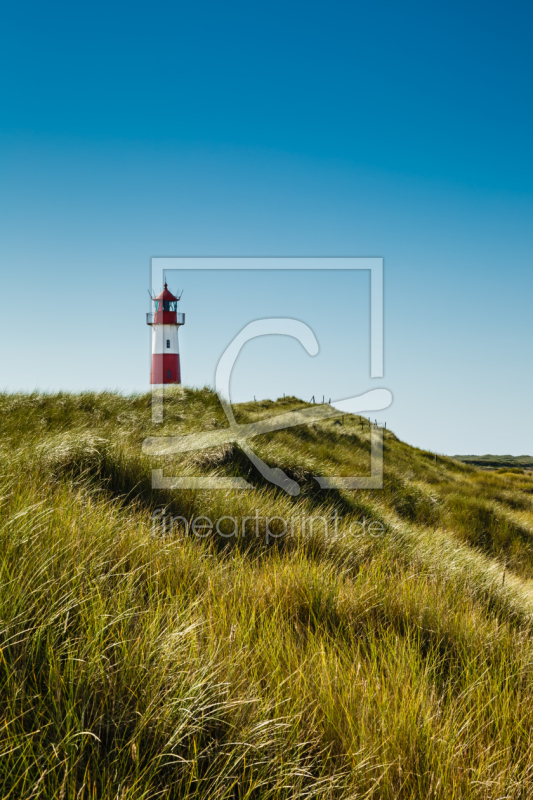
xmin=3 ymin=388 xmax=533 ymax=799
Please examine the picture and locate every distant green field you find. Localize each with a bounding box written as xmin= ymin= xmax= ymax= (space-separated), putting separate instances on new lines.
xmin=454 ymin=454 xmax=533 ymax=469
xmin=3 ymin=389 xmax=533 ymax=798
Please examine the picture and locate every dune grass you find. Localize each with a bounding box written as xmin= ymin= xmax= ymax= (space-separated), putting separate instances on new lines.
xmin=2 ymin=388 xmax=533 ymax=798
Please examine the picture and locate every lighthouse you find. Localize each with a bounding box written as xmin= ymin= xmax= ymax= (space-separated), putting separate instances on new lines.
xmin=147 ymin=283 xmax=185 ymax=387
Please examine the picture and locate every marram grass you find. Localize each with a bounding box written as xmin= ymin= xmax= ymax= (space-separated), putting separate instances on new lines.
xmin=2 ymin=389 xmax=533 ymax=797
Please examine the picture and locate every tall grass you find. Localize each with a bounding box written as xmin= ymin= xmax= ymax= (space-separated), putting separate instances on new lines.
xmin=2 ymin=389 xmax=533 ymax=797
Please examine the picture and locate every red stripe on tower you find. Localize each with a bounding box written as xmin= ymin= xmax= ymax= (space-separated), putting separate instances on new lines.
xmin=150 ymin=353 xmax=181 ymax=384
xmin=147 ymin=283 xmax=185 ymax=387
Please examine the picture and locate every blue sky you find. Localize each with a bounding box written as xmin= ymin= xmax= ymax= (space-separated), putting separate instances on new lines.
xmin=1 ymin=0 xmax=532 ymax=455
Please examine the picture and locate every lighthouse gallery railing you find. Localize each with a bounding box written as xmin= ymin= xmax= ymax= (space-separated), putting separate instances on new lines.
xmin=146 ymin=312 xmax=185 ymax=325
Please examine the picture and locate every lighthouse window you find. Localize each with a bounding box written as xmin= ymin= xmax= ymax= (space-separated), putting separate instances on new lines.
xmin=166 ymin=339 xmax=170 ymax=348
xmin=163 ymin=301 xmax=177 ymax=312
xmin=154 ymin=301 xmax=160 ymax=311
xmin=167 ymin=370 xmax=171 ymax=380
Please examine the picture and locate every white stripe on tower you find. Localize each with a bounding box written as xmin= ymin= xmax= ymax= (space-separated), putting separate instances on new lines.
xmin=152 ymin=325 xmax=180 ymax=355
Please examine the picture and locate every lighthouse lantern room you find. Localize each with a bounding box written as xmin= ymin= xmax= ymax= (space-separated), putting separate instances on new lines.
xmin=146 ymin=283 xmax=185 ymax=387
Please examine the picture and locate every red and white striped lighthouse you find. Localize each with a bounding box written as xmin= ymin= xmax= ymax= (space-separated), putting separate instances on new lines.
xmin=147 ymin=283 xmax=185 ymax=387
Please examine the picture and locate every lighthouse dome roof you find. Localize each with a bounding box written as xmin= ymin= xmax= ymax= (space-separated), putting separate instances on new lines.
xmin=154 ymin=283 xmax=179 ymax=302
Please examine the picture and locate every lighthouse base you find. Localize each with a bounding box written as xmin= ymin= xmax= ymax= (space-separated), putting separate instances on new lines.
xmin=150 ymin=353 xmax=181 ymax=385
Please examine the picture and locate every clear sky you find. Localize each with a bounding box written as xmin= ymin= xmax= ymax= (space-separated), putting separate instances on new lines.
xmin=1 ymin=0 xmax=532 ymax=455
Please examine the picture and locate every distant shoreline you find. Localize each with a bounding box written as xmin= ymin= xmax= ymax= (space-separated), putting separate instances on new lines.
xmin=454 ymin=454 xmax=533 ymax=470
